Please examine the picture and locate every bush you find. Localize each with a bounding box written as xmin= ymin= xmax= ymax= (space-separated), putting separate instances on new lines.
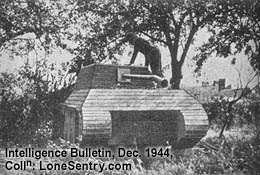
xmin=0 ymin=62 xmax=73 ymax=147
xmin=203 ymin=95 xmax=258 ymax=130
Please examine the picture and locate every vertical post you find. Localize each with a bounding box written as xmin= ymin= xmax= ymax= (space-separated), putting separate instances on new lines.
xmin=77 ymin=109 xmax=83 ymax=143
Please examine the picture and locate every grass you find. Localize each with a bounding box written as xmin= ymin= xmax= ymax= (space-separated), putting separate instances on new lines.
xmin=0 ymin=127 xmax=259 ymax=175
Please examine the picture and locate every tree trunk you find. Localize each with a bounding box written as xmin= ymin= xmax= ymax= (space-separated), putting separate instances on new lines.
xmin=168 ymin=42 xmax=182 ymax=89
xmin=171 ymin=61 xmax=182 ymax=89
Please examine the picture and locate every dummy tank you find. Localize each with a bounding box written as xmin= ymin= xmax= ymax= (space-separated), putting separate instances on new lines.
xmin=60 ymin=64 xmax=208 ymax=148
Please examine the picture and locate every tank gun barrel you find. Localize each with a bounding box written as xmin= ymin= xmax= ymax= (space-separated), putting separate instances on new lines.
xmin=122 ymin=73 xmax=168 ymax=87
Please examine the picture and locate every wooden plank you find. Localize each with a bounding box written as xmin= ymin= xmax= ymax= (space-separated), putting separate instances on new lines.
xmin=83 ymin=134 xmax=111 ymax=139
xmin=81 ymin=106 xmax=204 ymax=111
xmin=185 ymin=131 xmax=207 ymax=136
xmin=86 ymin=90 xmax=187 ymax=96
xmin=90 ymin=81 xmax=154 ymax=88
xmin=82 ymin=103 xmax=201 ymax=108
xmin=82 ymin=108 xmax=205 ymax=113
xmin=82 ymin=103 xmax=202 ymax=108
xmin=87 ymin=90 xmax=185 ymax=95
xmin=91 ymin=82 xmax=114 ymax=87
xmin=183 ymin=116 xmax=208 ymax=120
xmin=183 ymin=115 xmax=208 ymax=119
xmin=184 ymin=118 xmax=208 ymax=121
xmin=83 ymin=128 xmax=111 ymax=135
xmin=92 ymin=79 xmax=115 ymax=85
xmin=182 ymin=112 xmax=208 ymax=115
xmin=64 ymin=111 xmax=69 ymax=140
xmin=82 ymin=109 xmax=205 ymax=114
xmin=185 ymin=125 xmax=208 ymax=131
xmin=186 ymin=131 xmax=207 ymax=136
xmin=91 ymin=101 xmax=201 ymax=106
xmin=183 ymin=135 xmax=205 ymax=139
xmin=78 ymin=111 xmax=83 ymax=142
xmin=83 ymin=120 xmax=111 ymax=125
xmin=185 ymin=121 xmax=208 ymax=125
xmin=85 ymin=93 xmax=194 ymax=98
xmin=84 ymin=115 xmax=111 ymax=121
xmin=71 ymin=89 xmax=90 ymax=93
xmin=86 ymin=91 xmax=188 ymax=96
xmin=75 ymin=82 xmax=92 ymax=88
xmin=65 ymin=97 xmax=85 ymax=102
xmin=82 ymin=102 xmax=201 ymax=106
xmin=74 ymin=111 xmax=79 ymax=142
xmin=63 ymin=101 xmax=82 ymax=108
xmin=70 ymin=111 xmax=76 ymax=143
xmin=65 ymin=96 xmax=86 ymax=101
xmin=68 ymin=92 xmax=89 ymax=96
xmin=82 ymin=99 xmax=201 ymax=105
xmin=65 ymin=99 xmax=85 ymax=104
xmin=84 ymin=98 xmax=193 ymax=102
xmin=83 ymin=127 xmax=111 ymax=131
xmin=83 ymin=116 xmax=111 ymax=119
xmin=83 ymin=123 xmax=111 ymax=129
xmin=66 ymin=95 xmax=87 ymax=100
xmin=84 ymin=97 xmax=194 ymax=101
xmin=68 ymin=93 xmax=88 ymax=97
xmin=84 ymin=111 xmax=206 ymax=115
xmin=83 ymin=112 xmax=110 ymax=116
xmin=84 ymin=97 xmax=192 ymax=101
xmin=93 ymin=72 xmax=117 ymax=78
xmin=88 ymin=88 xmax=184 ymax=92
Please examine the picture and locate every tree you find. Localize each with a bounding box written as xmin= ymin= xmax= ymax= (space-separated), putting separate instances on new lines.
xmin=189 ymin=0 xmax=260 ymax=136
xmin=73 ymin=0 xmax=225 ymax=89
xmin=194 ymin=0 xmax=260 ymax=73
xmin=0 ymin=0 xmax=72 ymax=57
xmin=0 ymin=0 xmax=76 ymax=145
xmin=0 ymin=61 xmax=74 ymax=146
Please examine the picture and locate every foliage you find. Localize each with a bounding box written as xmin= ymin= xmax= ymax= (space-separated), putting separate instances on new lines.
xmin=0 ymin=62 xmax=74 ymax=146
xmin=194 ymin=0 xmax=260 ymax=73
xmin=0 ymin=132 xmax=259 ymax=175
xmin=1 ymin=0 xmax=258 ymax=88
xmin=203 ymin=92 xmax=259 ymax=131
xmin=0 ymin=0 xmax=73 ymax=56
xmin=73 ymin=0 xmax=226 ymax=88
xmin=233 ymin=138 xmax=260 ymax=174
xmin=203 ymin=132 xmax=260 ymax=175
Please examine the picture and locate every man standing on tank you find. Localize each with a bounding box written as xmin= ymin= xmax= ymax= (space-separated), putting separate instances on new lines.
xmin=123 ymin=32 xmax=163 ymax=77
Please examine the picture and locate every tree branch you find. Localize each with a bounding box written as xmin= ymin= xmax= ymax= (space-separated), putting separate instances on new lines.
xmin=179 ymin=25 xmax=197 ymax=65
xmin=179 ymin=11 xmax=189 ymax=26
xmin=169 ymin=11 xmax=177 ymax=27
xmin=141 ymin=32 xmax=167 ymax=45
xmin=219 ymin=72 xmax=259 ymax=137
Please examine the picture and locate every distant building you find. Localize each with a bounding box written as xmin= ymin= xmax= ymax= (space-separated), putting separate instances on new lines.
xmin=219 ymin=79 xmax=225 ymax=91
xmin=202 ymin=81 xmax=209 ymax=87
xmin=184 ymin=78 xmax=245 ymax=104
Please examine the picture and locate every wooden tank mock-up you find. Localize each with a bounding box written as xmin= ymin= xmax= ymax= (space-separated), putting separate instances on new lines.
xmin=60 ymin=64 xmax=208 ymax=148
